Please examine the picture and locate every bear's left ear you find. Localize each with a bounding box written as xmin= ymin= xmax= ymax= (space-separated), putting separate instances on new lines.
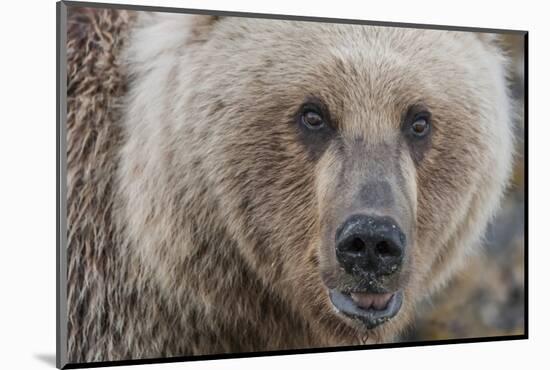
xmin=476 ymin=33 xmax=505 ymax=54
xmin=186 ymin=15 xmax=223 ymax=44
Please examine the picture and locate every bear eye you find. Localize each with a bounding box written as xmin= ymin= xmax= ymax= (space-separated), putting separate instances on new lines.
xmin=407 ymin=111 xmax=431 ymax=138
xmin=403 ymin=106 xmax=432 ymax=163
xmin=301 ymin=109 xmax=325 ymax=130
xmin=411 ymin=116 xmax=430 ymax=136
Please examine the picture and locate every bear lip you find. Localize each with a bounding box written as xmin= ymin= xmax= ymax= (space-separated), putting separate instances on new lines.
xmin=328 ymin=289 xmax=403 ymax=330
xmin=350 ymin=292 xmax=393 ymax=310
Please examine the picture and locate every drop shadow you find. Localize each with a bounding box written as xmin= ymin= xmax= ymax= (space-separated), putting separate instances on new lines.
xmin=34 ymin=353 xmax=57 ymax=367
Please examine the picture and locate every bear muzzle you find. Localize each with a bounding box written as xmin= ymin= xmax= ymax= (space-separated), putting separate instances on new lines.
xmin=324 ymin=214 xmax=408 ymax=329
xmin=335 ymin=214 xmax=406 ymax=278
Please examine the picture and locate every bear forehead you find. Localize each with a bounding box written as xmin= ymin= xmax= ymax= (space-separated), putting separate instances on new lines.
xmin=213 ymin=18 xmax=488 ymax=70
xmin=206 ymin=18 xmax=496 ymax=105
xmin=195 ymin=18 xmax=497 ymax=132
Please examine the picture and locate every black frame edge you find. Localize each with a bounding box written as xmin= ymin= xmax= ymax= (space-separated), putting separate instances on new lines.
xmin=62 ymin=0 xmax=527 ymax=34
xmin=56 ymin=2 xmax=61 ymax=367
xmin=523 ymin=32 xmax=529 ymax=338
xmin=62 ymin=335 xmax=528 ymax=369
xmin=57 ymin=1 xmax=69 ymax=369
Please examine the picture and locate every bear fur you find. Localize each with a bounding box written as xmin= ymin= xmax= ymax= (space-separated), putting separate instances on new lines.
xmin=66 ymin=7 xmax=514 ymax=363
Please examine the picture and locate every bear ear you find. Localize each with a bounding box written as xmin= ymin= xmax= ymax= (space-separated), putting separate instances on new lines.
xmin=186 ymin=15 xmax=223 ymax=44
xmin=476 ymin=33 xmax=505 ymax=53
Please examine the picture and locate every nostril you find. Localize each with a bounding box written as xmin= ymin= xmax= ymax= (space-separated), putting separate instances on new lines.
xmin=348 ymin=237 xmax=366 ymax=253
xmin=375 ymin=241 xmax=391 ymax=256
xmin=375 ymin=240 xmax=401 ymax=258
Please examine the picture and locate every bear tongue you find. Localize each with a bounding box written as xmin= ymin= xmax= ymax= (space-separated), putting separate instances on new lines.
xmin=350 ymin=292 xmax=393 ymax=310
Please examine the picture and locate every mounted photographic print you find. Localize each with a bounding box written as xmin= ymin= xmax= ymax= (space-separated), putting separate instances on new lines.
xmin=56 ymin=1 xmax=527 ymax=368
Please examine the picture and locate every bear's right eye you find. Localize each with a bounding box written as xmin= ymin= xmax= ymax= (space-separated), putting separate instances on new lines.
xmin=301 ymin=110 xmax=325 ymax=130
xmin=295 ymin=99 xmax=334 ymax=159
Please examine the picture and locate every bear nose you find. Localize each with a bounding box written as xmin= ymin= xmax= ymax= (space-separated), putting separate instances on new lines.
xmin=335 ymin=215 xmax=406 ymax=277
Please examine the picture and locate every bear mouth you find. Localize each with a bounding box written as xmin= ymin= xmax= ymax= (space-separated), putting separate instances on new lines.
xmin=328 ymin=289 xmax=403 ymax=329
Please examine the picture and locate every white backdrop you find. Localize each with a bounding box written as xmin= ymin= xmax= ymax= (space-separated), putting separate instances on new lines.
xmin=0 ymin=0 xmax=545 ymax=369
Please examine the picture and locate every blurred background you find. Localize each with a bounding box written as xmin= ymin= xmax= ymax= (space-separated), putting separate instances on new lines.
xmin=403 ymin=34 xmax=526 ymax=341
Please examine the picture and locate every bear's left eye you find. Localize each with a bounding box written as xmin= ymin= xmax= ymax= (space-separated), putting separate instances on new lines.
xmin=411 ymin=116 xmax=430 ymax=137
xmin=403 ymin=107 xmax=432 ymax=140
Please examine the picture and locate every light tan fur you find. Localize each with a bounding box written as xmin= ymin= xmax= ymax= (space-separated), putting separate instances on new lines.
xmin=66 ymin=8 xmax=514 ymax=363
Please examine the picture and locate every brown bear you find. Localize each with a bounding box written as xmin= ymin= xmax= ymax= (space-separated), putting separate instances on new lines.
xmin=65 ymin=7 xmax=515 ymax=364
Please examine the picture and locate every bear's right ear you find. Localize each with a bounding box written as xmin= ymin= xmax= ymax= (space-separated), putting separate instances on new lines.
xmin=186 ymin=15 xmax=223 ymax=44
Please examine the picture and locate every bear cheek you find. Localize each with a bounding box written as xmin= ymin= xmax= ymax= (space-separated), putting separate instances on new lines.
xmin=413 ymin=126 xmax=490 ymax=275
xmin=313 ymin=146 xmax=345 ymax=270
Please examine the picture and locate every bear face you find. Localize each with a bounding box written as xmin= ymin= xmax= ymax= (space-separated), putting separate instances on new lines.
xmin=119 ymin=14 xmax=513 ymax=345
